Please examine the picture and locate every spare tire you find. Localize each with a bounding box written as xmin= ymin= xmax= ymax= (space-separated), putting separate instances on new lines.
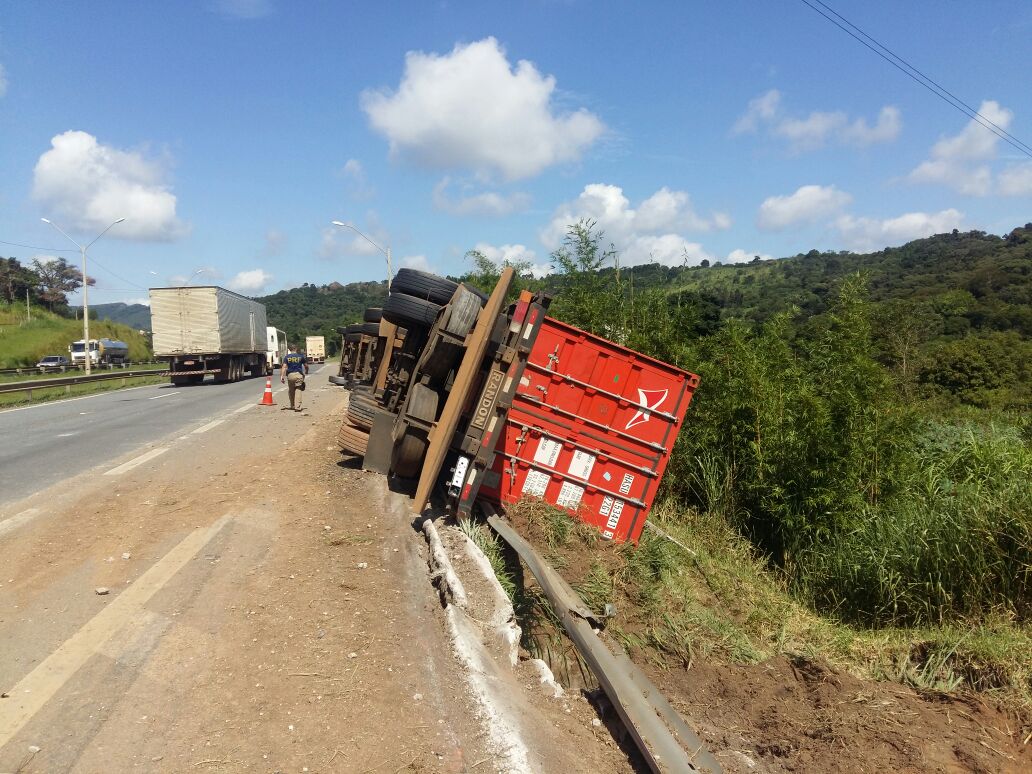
xmin=363 ymin=308 xmax=383 ymax=323
xmin=390 ymin=269 xmax=458 ymax=305
xmin=383 ymin=293 xmax=441 ymax=329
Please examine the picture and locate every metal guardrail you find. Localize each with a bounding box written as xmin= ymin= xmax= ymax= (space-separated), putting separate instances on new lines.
xmin=0 ymin=369 xmax=166 ymax=399
xmin=0 ymin=360 xmax=160 ymax=378
xmin=482 ymin=504 xmax=722 ymax=774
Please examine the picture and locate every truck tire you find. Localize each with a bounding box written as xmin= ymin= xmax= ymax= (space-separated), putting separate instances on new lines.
xmin=360 ymin=322 xmax=380 ymax=336
xmin=363 ymin=308 xmax=383 ymax=323
xmin=383 ymin=294 xmax=441 ymax=329
xmin=390 ymin=269 xmax=458 ymax=305
xmin=345 ymin=323 xmax=364 ymax=335
xmin=346 ymin=393 xmax=379 ymax=429
xmin=391 ymin=383 xmax=439 ymax=478
xmin=337 ymin=421 xmax=369 ymax=456
xmin=463 ymin=283 xmax=489 ymax=304
xmin=329 ymin=375 xmax=350 ymax=386
xmin=444 ymin=287 xmax=483 ymax=337
xmin=345 ymin=332 xmax=362 ymax=343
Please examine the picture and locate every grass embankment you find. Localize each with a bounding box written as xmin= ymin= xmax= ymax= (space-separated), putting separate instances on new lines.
xmin=469 ymin=500 xmax=1031 ymax=724
xmin=0 ymin=303 xmax=151 ymax=368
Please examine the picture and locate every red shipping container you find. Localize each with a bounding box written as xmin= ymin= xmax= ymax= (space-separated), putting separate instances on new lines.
xmin=481 ymin=316 xmax=699 ymax=542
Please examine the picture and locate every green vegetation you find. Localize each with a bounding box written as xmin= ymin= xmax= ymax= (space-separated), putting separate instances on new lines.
xmin=0 ymin=302 xmax=152 ymax=368
xmin=259 ymin=280 xmax=387 ymax=355
xmin=468 ymin=221 xmax=1031 ymax=716
xmin=0 ymin=372 xmax=168 ymax=407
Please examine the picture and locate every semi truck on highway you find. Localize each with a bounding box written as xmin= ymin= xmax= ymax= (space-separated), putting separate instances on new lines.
xmin=68 ymin=338 xmax=129 ymax=367
xmin=267 ymin=326 xmax=287 ymax=373
xmin=149 ymin=286 xmax=269 ymax=385
xmin=305 ymin=335 xmax=326 ymax=363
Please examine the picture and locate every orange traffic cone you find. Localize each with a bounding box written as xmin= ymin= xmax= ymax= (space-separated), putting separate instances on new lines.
xmin=259 ymin=377 xmax=275 ymax=406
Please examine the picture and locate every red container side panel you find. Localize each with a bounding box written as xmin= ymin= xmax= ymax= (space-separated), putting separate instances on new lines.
xmin=483 ymin=316 xmax=699 ymax=543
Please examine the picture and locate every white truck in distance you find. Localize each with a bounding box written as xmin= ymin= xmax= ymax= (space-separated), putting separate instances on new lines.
xmin=69 ymin=338 xmax=129 ymax=367
xmin=305 ymin=335 xmax=326 ymax=363
xmin=267 ymin=326 xmax=287 ymax=372
xmin=149 ymin=286 xmax=269 ymax=385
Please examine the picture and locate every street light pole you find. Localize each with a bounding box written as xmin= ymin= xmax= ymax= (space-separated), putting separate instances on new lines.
xmin=330 ymin=221 xmax=392 ymax=284
xmin=41 ymin=217 xmax=125 ymax=375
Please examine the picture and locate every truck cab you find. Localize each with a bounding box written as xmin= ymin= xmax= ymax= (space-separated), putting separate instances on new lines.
xmin=266 ymin=327 xmax=287 ymax=374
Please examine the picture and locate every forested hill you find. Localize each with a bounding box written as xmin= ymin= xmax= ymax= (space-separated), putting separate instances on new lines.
xmin=614 ymin=224 xmax=1032 ymax=336
xmin=259 ymin=280 xmax=387 ymax=354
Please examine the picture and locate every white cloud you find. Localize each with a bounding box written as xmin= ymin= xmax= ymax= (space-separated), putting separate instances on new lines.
xmin=433 ymin=178 xmax=531 ymax=217
xmin=263 ymin=229 xmax=286 ymax=256
xmin=228 ymin=268 xmax=273 ymax=294
xmin=213 ymin=0 xmax=272 ymax=19
xmin=0 ymin=63 xmax=7 ymax=98
xmin=470 ymin=242 xmax=550 ymax=278
xmin=997 ymin=162 xmax=1032 ymax=196
xmin=734 ymin=90 xmax=900 ymax=151
xmin=757 ymin=184 xmax=852 ymax=230
xmin=834 ymin=209 xmax=964 ymax=252
xmin=361 ymin=37 xmax=605 ymax=181
xmin=339 ymin=158 xmax=374 ymax=199
xmin=399 ymin=254 xmax=435 ymax=273
xmin=733 ymin=89 xmax=782 ymax=134
xmin=125 ymin=297 xmax=151 ymax=307
xmin=32 ymin=131 xmax=188 ymax=241
xmin=907 ymin=100 xmax=1011 ymax=196
xmin=725 ymin=249 xmax=773 ymax=264
xmin=541 ymin=184 xmax=728 ymax=268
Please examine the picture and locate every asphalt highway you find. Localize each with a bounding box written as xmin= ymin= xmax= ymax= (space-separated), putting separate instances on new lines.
xmin=0 ymin=366 xmax=332 ymax=509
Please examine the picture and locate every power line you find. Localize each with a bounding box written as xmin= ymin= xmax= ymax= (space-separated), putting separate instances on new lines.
xmin=0 ymin=239 xmax=77 ymax=253
xmin=798 ymin=0 xmax=1032 ymax=160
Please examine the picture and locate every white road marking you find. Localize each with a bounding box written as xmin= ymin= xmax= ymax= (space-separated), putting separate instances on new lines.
xmin=103 ymin=447 xmax=168 ymax=476
xmin=0 ymin=516 xmax=231 ymax=749
xmin=192 ymin=419 xmax=225 ymax=434
xmin=148 ymin=391 xmax=180 ymax=400
xmin=234 ymin=403 xmax=255 ymax=414
xmin=0 ymin=508 xmax=42 ymax=539
xmin=56 ymin=432 xmax=78 ymax=438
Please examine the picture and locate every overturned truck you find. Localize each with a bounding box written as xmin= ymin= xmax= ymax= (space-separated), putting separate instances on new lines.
xmin=334 ymin=266 xmax=699 ymax=543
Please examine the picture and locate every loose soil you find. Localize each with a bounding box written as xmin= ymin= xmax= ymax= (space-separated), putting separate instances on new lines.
xmin=503 ymin=503 xmax=1032 ymax=774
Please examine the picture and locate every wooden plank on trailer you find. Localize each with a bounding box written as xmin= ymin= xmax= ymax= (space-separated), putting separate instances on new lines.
xmin=413 ymin=267 xmax=514 ymax=512
xmin=374 ymin=319 xmax=399 ymax=392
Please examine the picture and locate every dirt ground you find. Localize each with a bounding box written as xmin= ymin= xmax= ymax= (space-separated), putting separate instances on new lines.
xmin=504 ymin=504 xmax=1032 ymax=774
xmin=0 ymin=379 xmax=632 ymax=773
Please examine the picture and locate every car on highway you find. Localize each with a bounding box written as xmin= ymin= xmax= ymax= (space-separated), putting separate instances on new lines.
xmin=36 ymin=355 xmax=71 ymax=370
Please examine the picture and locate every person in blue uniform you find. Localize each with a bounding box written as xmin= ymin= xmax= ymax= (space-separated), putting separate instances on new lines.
xmin=280 ymin=344 xmax=309 ymax=411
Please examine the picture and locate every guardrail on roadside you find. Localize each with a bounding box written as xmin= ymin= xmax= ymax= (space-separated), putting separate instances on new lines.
xmin=0 ymin=369 xmax=167 ymax=400
xmin=0 ymin=360 xmax=160 ymax=378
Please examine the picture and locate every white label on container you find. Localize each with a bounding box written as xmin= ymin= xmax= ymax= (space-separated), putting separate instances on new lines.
xmin=533 ymin=437 xmax=562 ymax=468
xmin=606 ymin=500 xmax=625 ymax=531
xmin=619 ymin=473 xmax=635 ymax=495
xmin=556 ymin=481 xmax=584 ymax=510
xmin=522 ymin=470 xmax=549 ymax=497
xmin=567 ymin=450 xmax=596 ymax=480
xmin=602 ymin=530 xmax=614 ymax=540
xmin=599 ymin=496 xmax=614 ymax=517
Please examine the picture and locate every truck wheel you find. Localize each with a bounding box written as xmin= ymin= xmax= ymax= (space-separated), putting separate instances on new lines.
xmin=360 ymin=322 xmax=380 ymax=336
xmin=444 ymin=287 xmax=483 ymax=338
xmin=363 ymin=308 xmax=383 ymax=323
xmin=346 ymin=393 xmax=379 ymax=429
xmin=190 ymin=374 xmax=205 ymax=385
xmin=171 ymin=375 xmax=190 ymax=387
xmin=383 ymin=294 xmax=441 ymax=329
xmin=463 ymin=283 xmax=489 ymax=304
xmin=329 ymin=375 xmax=350 ymax=386
xmin=337 ymin=421 xmax=369 ymax=456
xmin=391 ymin=383 xmax=439 ymax=478
xmin=390 ymin=269 xmax=459 ymax=305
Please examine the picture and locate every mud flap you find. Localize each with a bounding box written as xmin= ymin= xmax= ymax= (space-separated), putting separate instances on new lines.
xmin=362 ymin=411 xmax=396 ymax=475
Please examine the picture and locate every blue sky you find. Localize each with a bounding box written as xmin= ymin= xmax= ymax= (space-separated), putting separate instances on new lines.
xmin=1 ymin=0 xmax=1030 ymax=305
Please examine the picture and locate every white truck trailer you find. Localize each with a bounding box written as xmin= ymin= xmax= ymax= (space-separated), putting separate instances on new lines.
xmin=267 ymin=326 xmax=287 ymax=373
xmin=149 ymin=286 xmax=269 ymax=385
xmin=69 ymin=338 xmax=129 ymax=367
xmin=305 ymin=335 xmax=326 ymax=363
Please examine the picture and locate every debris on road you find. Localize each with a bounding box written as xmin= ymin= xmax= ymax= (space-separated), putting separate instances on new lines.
xmin=94 ymin=587 xmax=109 ymax=595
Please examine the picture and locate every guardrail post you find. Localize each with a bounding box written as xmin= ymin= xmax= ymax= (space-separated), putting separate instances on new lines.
xmin=65 ymin=385 xmax=71 ymax=395
xmin=120 ymin=377 xmax=126 ymax=387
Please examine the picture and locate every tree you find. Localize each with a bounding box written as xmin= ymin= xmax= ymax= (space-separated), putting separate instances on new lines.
xmin=0 ymin=258 xmax=41 ymax=305
xmin=30 ymin=257 xmax=94 ymax=311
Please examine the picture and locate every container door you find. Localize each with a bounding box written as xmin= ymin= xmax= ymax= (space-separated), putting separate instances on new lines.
xmin=249 ymin=311 xmax=256 ymax=351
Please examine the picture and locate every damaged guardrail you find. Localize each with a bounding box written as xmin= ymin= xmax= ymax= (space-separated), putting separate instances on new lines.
xmin=482 ymin=503 xmax=722 ymax=774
